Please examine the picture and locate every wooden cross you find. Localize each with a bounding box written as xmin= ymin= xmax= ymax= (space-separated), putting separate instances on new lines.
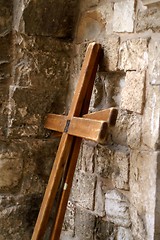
xmin=31 ymin=43 xmax=118 ymax=240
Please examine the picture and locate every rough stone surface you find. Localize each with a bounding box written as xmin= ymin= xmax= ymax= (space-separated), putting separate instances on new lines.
xmin=80 ymin=141 xmax=95 ymax=173
xmin=127 ymin=113 xmax=142 ymax=149
xmin=0 ymin=142 xmax=23 ymax=190
xmin=113 ymin=0 xmax=135 ymax=33
xmin=119 ymin=38 xmax=148 ymax=71
xmin=105 ymin=190 xmax=131 ymax=227
xmin=149 ymin=39 xmax=160 ymax=85
xmin=95 ymin=145 xmax=114 ymax=178
xmin=1 ymin=0 xmax=160 ymax=239
xmin=101 ymin=35 xmax=120 ymax=71
xmin=94 ymin=218 xmax=115 ymax=240
xmin=142 ymin=85 xmax=160 ymax=150
xmin=155 ymin=152 xmax=160 ymax=238
xmin=130 ymin=151 xmax=158 ymax=239
xmin=112 ymin=151 xmax=129 ymax=190
xmin=117 ymin=227 xmax=133 ymax=240
xmin=136 ymin=3 xmax=160 ymax=33
xmin=23 ymin=0 xmax=78 ymax=37
xmin=76 ymin=3 xmax=113 ymax=43
xmin=71 ymin=171 xmax=96 ymax=210
xmin=94 ymin=179 xmax=105 ymax=217
xmin=121 ymin=71 xmax=145 ymax=114
xmin=75 ymin=207 xmax=95 ymax=240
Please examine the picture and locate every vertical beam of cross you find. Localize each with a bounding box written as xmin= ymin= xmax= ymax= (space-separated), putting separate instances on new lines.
xmin=31 ymin=43 xmax=101 ymax=240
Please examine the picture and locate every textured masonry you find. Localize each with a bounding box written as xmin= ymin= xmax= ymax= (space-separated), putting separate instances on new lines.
xmin=0 ymin=0 xmax=160 ymax=240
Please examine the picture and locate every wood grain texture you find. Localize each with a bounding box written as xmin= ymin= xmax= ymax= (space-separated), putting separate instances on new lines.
xmin=31 ymin=42 xmax=101 ymax=240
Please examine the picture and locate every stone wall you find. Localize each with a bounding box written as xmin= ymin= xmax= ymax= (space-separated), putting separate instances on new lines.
xmin=62 ymin=0 xmax=160 ymax=240
xmin=0 ymin=0 xmax=160 ymax=240
xmin=0 ymin=0 xmax=78 ymax=239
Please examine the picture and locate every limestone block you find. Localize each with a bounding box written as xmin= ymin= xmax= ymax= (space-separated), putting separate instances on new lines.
xmin=80 ymin=141 xmax=95 ymax=173
xmin=112 ymin=151 xmax=129 ymax=190
xmin=0 ymin=144 xmax=23 ymax=190
xmin=117 ymin=227 xmax=133 ymax=240
xmin=113 ymin=0 xmax=135 ymax=33
xmin=142 ymin=85 xmax=160 ymax=149
xmin=95 ymin=145 xmax=114 ymax=178
xmin=102 ymin=35 xmax=120 ymax=71
xmin=23 ymin=0 xmax=78 ymax=37
xmin=7 ymin=86 xmax=65 ymax=138
xmin=13 ymin=34 xmax=71 ymax=88
xmin=0 ymin=34 xmax=12 ymax=62
xmin=129 ymin=205 xmax=146 ymax=240
xmin=127 ymin=113 xmax=142 ymax=149
xmin=136 ymin=4 xmax=160 ymax=32
xmin=63 ymin=201 xmax=75 ymax=236
xmin=89 ymin=75 xmax=105 ymax=112
xmin=75 ymin=207 xmax=95 ymax=240
xmin=94 ymin=218 xmax=115 ymax=240
xmin=80 ymin=0 xmax=100 ymax=11
xmin=0 ymin=86 xmax=9 ymax=137
xmin=130 ymin=151 xmax=159 ymax=239
xmin=76 ymin=3 xmax=113 ymax=43
xmin=20 ymin=139 xmax=59 ymax=195
xmin=155 ymin=152 xmax=160 ymax=237
xmin=94 ymin=180 xmax=105 ymax=217
xmin=71 ymin=171 xmax=96 ymax=210
xmin=0 ymin=194 xmax=42 ymax=240
xmin=103 ymin=72 xmax=126 ymax=107
xmin=119 ymin=38 xmax=148 ymax=71
xmin=111 ymin=109 xmax=129 ymax=146
xmin=105 ymin=190 xmax=131 ymax=227
xmin=0 ymin=1 xmax=12 ymax=34
xmin=120 ymin=71 xmax=145 ymax=114
xmin=148 ymin=39 xmax=160 ymax=85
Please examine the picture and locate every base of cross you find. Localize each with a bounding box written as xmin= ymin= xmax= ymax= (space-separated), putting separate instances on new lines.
xmin=31 ymin=42 xmax=118 ymax=240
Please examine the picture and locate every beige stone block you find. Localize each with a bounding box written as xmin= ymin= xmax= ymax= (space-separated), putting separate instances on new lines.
xmin=113 ymin=0 xmax=135 ymax=33
xmin=94 ymin=180 xmax=105 ymax=217
xmin=130 ymin=150 xmax=158 ymax=239
xmin=75 ymin=206 xmax=95 ymax=240
xmin=129 ymin=205 xmax=146 ymax=240
xmin=112 ymin=151 xmax=129 ymax=190
xmin=136 ymin=4 xmax=160 ymax=33
xmin=105 ymin=190 xmax=131 ymax=227
xmin=76 ymin=4 xmax=113 ymax=43
xmin=117 ymin=227 xmax=133 ymax=240
xmin=0 ymin=151 xmax=23 ymax=189
xmin=63 ymin=201 xmax=75 ymax=235
xmin=111 ymin=109 xmax=129 ymax=146
xmin=121 ymin=71 xmax=145 ymax=114
xmin=149 ymin=39 xmax=160 ymax=85
xmin=102 ymin=35 xmax=120 ymax=71
xmin=80 ymin=141 xmax=95 ymax=173
xmin=71 ymin=171 xmax=96 ymax=210
xmin=95 ymin=145 xmax=114 ymax=178
xmin=142 ymin=85 xmax=160 ymax=150
xmin=119 ymin=38 xmax=148 ymax=71
xmin=127 ymin=113 xmax=142 ymax=149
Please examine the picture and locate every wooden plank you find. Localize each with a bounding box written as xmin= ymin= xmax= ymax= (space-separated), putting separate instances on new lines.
xmin=68 ymin=42 xmax=101 ymax=117
xmin=31 ymin=42 xmax=101 ymax=240
xmin=45 ymin=115 xmax=108 ymax=142
xmin=142 ymin=0 xmax=160 ymax=5
xmin=83 ymin=108 xmax=118 ymax=126
xmin=50 ymin=138 xmax=82 ymax=240
xmin=68 ymin=117 xmax=108 ymax=143
xmin=44 ymin=114 xmax=67 ymax=132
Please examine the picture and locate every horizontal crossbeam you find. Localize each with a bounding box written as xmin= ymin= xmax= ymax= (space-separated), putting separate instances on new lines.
xmin=45 ymin=108 xmax=117 ymax=142
xmin=45 ymin=115 xmax=108 ymax=143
